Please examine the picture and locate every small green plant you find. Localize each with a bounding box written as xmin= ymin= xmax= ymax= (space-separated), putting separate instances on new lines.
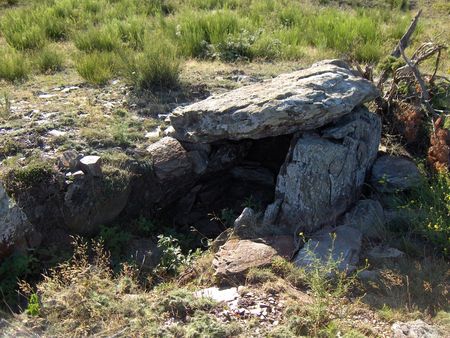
xmin=0 ymin=92 xmax=12 ymax=119
xmin=285 ymin=236 xmax=365 ymax=337
xmin=4 ymin=159 xmax=55 ymax=192
xmin=1 ymin=10 xmax=47 ymax=50
xmin=156 ymin=235 xmax=200 ymax=275
xmin=246 ymin=267 xmax=277 ymax=284
xmin=26 ymin=293 xmax=40 ymax=316
xmin=136 ymin=216 xmax=158 ymax=236
xmin=241 ymin=195 xmax=262 ymax=211
xmin=98 ymin=225 xmax=132 ymax=260
xmin=156 ymin=288 xmax=216 ymax=320
xmin=185 ymin=313 xmax=243 ymax=338
xmin=209 ymin=208 xmax=236 ymax=228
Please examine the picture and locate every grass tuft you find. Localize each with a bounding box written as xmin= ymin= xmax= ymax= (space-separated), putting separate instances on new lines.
xmin=0 ymin=48 xmax=29 ymax=82
xmin=75 ymin=51 xmax=117 ymax=85
xmin=128 ymin=35 xmax=181 ymax=90
xmin=35 ymin=47 xmax=64 ymax=73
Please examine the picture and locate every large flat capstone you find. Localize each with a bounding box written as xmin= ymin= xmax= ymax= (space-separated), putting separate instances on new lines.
xmin=168 ymin=60 xmax=379 ymax=142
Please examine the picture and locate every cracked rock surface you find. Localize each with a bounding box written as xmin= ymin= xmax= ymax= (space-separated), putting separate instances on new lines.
xmin=169 ymin=60 xmax=379 ymax=142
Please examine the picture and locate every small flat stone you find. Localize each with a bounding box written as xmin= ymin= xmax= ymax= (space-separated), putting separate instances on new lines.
xmin=61 ymin=86 xmax=79 ymax=93
xmin=79 ymin=156 xmax=102 ymax=177
xmin=194 ymin=287 xmax=239 ymax=303
xmin=213 ymin=236 xmax=294 ymax=280
xmin=72 ymin=170 xmax=85 ymax=179
xmin=38 ymin=94 xmax=57 ymax=99
xmin=48 ymin=130 xmax=66 ymax=137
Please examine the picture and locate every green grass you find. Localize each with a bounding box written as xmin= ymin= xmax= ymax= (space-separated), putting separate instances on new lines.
xmin=0 ymin=0 xmax=426 ymax=86
xmin=74 ymin=24 xmax=122 ymax=52
xmin=129 ymin=35 xmax=181 ymax=90
xmin=35 ymin=47 xmax=64 ymax=73
xmin=388 ymin=171 xmax=450 ymax=257
xmin=75 ymin=51 xmax=117 ymax=85
xmin=0 ymin=47 xmax=29 ymax=82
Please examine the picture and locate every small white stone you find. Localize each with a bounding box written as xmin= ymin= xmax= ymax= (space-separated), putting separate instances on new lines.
xmin=48 ymin=130 xmax=66 ymax=137
xmin=194 ymin=286 xmax=239 ymax=303
xmin=38 ymin=94 xmax=57 ymax=99
xmin=72 ymin=170 xmax=85 ymax=179
xmin=145 ymin=126 xmax=161 ymax=139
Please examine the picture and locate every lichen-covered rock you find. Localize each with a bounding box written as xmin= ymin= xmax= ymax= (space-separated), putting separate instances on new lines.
xmin=371 ymin=155 xmax=422 ymax=193
xmin=62 ymin=175 xmax=131 ymax=235
xmin=169 ymin=60 xmax=379 ymax=142
xmin=146 ymin=137 xmax=195 ymax=181
xmin=0 ymin=183 xmax=40 ymax=258
xmin=392 ymin=320 xmax=442 ymax=338
xmin=266 ymin=106 xmax=381 ymax=232
xmin=342 ymin=199 xmax=385 ymax=239
xmin=213 ymin=236 xmax=294 ymax=281
xmin=140 ymin=137 xmax=207 ymax=211
xmin=293 ymin=225 xmax=362 ymax=272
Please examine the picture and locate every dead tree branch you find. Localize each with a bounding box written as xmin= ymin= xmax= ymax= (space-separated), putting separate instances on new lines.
xmin=377 ymin=9 xmax=422 ymax=88
xmin=398 ymin=44 xmax=438 ymax=119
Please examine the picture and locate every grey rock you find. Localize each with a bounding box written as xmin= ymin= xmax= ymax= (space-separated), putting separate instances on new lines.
xmin=62 ymin=178 xmax=130 ymax=235
xmin=368 ymin=245 xmax=405 ymax=260
xmin=234 ymin=207 xmax=258 ymax=229
xmin=140 ymin=137 xmax=204 ymax=211
xmin=0 ymin=183 xmax=40 ymax=258
xmin=79 ymin=155 xmax=102 ymax=177
xmin=371 ymin=155 xmax=422 ymax=193
xmin=342 ymin=199 xmax=385 ymax=239
xmin=270 ymin=106 xmax=381 ymax=232
xmin=392 ymin=320 xmax=442 ymax=338
xmin=146 ymin=137 xmax=192 ymax=180
xmin=213 ymin=236 xmax=294 ymax=280
xmin=293 ymin=225 xmax=362 ymax=272
xmin=169 ymin=60 xmax=379 ymax=142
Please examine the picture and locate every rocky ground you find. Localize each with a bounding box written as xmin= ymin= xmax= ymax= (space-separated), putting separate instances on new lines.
xmin=1 ymin=56 xmax=449 ymax=337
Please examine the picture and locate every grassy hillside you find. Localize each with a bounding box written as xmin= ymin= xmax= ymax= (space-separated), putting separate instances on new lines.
xmin=0 ymin=0 xmax=449 ymax=337
xmin=0 ymin=0 xmax=448 ymax=87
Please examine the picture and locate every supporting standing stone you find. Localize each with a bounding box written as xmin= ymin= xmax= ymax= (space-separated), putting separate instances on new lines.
xmin=267 ymin=106 xmax=381 ymax=233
